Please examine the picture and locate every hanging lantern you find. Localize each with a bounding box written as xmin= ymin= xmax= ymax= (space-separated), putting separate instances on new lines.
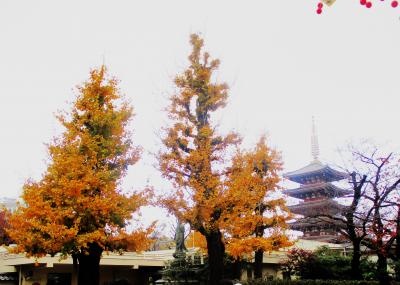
xmin=322 ymin=0 xmax=336 ymax=6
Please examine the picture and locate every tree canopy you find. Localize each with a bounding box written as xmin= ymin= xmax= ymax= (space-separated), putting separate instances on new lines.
xmin=8 ymin=67 xmax=152 ymax=285
xmin=158 ymin=34 xmax=290 ymax=284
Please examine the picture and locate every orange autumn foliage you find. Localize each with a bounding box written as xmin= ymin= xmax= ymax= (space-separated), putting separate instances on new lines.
xmin=8 ymin=67 xmax=152 ymax=258
xmin=185 ymin=231 xmax=207 ymax=251
xmin=158 ymin=34 xmax=241 ymax=283
xmin=225 ymin=137 xmax=292 ymax=259
xmin=158 ymin=34 xmax=241 ymax=236
xmin=227 ymin=233 xmax=291 ymax=259
xmin=158 ymin=34 xmax=290 ymax=283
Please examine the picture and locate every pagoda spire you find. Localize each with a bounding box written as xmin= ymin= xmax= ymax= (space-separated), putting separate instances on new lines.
xmin=311 ymin=116 xmax=319 ymax=161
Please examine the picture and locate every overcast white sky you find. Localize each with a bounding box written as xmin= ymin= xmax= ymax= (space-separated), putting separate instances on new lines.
xmin=1 ymin=1 xmax=399 ymax=224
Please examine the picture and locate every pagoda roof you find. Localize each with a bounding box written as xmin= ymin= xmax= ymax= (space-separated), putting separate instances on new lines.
xmin=284 ymin=160 xmax=348 ymax=184
xmin=287 ymin=239 xmax=346 ymax=249
xmin=297 ymin=234 xmax=342 ymax=243
xmin=288 ymin=199 xmax=347 ymax=216
xmin=284 ymin=182 xmax=352 ymax=198
xmin=290 ymin=217 xmax=344 ymax=228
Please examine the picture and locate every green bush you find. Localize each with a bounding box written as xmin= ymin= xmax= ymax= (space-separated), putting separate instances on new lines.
xmin=298 ymin=252 xmax=352 ymax=280
xmin=242 ymin=280 xmax=379 ymax=285
xmin=160 ymin=253 xmax=208 ymax=284
xmin=281 ymin=246 xmax=379 ymax=281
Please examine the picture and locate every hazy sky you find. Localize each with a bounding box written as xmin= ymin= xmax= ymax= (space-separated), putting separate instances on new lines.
xmin=1 ymin=1 xmax=399 ymax=224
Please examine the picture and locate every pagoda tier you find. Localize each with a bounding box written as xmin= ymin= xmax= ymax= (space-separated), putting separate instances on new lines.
xmin=291 ymin=217 xmax=343 ymax=228
xmin=290 ymin=217 xmax=344 ymax=242
xmin=283 ymin=182 xmax=351 ymax=200
xmin=284 ymin=161 xmax=347 ymax=185
xmin=289 ymin=198 xmax=347 ymax=217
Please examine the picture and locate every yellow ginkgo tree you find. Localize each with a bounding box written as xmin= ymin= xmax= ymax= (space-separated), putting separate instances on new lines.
xmin=158 ymin=34 xmax=290 ymax=285
xmin=225 ymin=136 xmax=292 ymax=279
xmin=8 ymin=67 xmax=153 ymax=285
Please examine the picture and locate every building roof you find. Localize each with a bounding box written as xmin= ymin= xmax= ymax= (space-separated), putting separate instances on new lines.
xmin=288 ymin=199 xmax=346 ymax=216
xmin=284 ymin=160 xmax=348 ymax=184
xmin=287 ymin=239 xmax=345 ymax=251
xmin=284 ymin=182 xmax=351 ymax=198
xmin=290 ymin=217 xmax=343 ymax=228
xmin=0 ymin=248 xmax=179 ymax=270
xmin=245 ymin=239 xmax=346 ymax=263
xmin=294 ymin=234 xmax=342 ymax=243
xmin=0 ymin=239 xmax=346 ymax=273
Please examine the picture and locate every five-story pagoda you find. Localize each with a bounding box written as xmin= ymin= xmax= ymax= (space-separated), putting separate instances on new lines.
xmin=284 ymin=119 xmax=350 ymax=243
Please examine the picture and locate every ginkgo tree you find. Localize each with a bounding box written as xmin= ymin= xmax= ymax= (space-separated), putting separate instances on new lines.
xmin=185 ymin=230 xmax=207 ymax=251
xmin=158 ymin=34 xmax=290 ymax=285
xmin=225 ymin=137 xmax=292 ymax=279
xmin=8 ymin=67 xmax=153 ymax=285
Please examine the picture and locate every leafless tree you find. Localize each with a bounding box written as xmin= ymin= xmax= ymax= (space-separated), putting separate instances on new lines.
xmin=312 ymin=143 xmax=400 ymax=284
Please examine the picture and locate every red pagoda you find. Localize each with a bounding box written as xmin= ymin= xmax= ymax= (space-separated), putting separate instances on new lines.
xmin=284 ymin=118 xmax=350 ymax=243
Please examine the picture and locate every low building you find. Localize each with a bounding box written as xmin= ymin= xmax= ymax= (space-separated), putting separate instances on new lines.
xmin=0 ymin=239 xmax=346 ymax=285
xmin=0 ymin=247 xmax=177 ymax=285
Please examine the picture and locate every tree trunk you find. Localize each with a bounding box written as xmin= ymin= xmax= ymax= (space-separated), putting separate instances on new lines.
xmin=77 ymin=243 xmax=103 ymax=285
xmin=351 ymin=240 xmax=362 ymax=280
xmin=231 ymin=259 xmax=242 ymax=280
xmin=254 ymin=249 xmax=263 ymax=279
xmin=206 ymin=231 xmax=225 ymax=285
xmin=72 ymin=254 xmax=79 ymax=285
xmin=377 ymin=254 xmax=389 ymax=285
xmin=394 ymin=260 xmax=400 ymax=282
xmin=396 ymin=206 xmax=400 ymax=260
xmin=395 ymin=205 xmax=400 ymax=281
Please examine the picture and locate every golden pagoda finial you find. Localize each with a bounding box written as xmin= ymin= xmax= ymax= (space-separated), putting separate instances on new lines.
xmin=322 ymin=0 xmax=336 ymax=6
xmin=311 ymin=116 xmax=320 ymax=161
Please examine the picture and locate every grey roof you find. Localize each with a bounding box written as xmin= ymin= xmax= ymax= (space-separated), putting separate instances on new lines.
xmin=284 ymin=182 xmax=352 ymax=197
xmin=284 ymin=160 xmax=348 ymax=183
xmin=288 ymin=199 xmax=346 ymax=216
xmin=290 ymin=216 xmax=345 ymax=227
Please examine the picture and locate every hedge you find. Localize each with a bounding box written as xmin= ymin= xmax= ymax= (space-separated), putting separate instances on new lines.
xmin=242 ymin=280 xmax=380 ymax=285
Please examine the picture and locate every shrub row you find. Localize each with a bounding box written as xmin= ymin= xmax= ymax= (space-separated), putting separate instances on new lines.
xmin=242 ymin=280 xmax=380 ymax=285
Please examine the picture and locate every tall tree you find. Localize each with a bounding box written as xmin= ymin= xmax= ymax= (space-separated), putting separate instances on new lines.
xmin=343 ymin=172 xmax=367 ymax=280
xmin=335 ymin=145 xmax=400 ymax=285
xmin=8 ymin=67 xmax=152 ymax=285
xmin=225 ymin=136 xmax=291 ymax=279
xmin=313 ymin=144 xmax=400 ymax=283
xmin=388 ymin=202 xmax=400 ymax=281
xmin=356 ymin=149 xmax=400 ymax=285
xmin=158 ymin=34 xmax=245 ymax=285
